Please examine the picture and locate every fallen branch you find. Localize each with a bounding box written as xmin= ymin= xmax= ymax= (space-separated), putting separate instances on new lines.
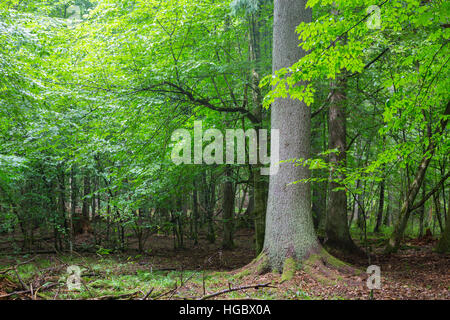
xmin=141 ymin=287 xmax=154 ymax=300
xmin=167 ymin=272 xmax=198 ymax=300
xmin=93 ymin=291 xmax=139 ymax=300
xmin=0 ymin=289 xmax=30 ymax=299
xmin=199 ymin=283 xmax=275 ymax=300
xmin=0 ymin=256 xmax=36 ymax=275
xmin=0 ymin=283 xmax=58 ymax=299
xmin=14 ymin=267 xmax=28 ymax=291
xmin=153 ymin=285 xmax=178 ymax=300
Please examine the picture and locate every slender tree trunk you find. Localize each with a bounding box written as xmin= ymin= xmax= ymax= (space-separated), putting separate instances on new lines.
xmin=386 ymin=101 xmax=449 ymax=252
xmin=245 ymin=182 xmax=255 ymax=222
xmin=374 ymin=172 xmax=385 ymax=233
xmin=386 ymin=149 xmax=433 ymax=252
xmin=383 ymin=187 xmax=392 ymax=227
xmin=312 ymin=113 xmax=327 ymax=233
xmin=434 ymin=192 xmax=443 ymax=232
xmin=419 ymin=180 xmax=426 ymax=237
xmin=69 ymin=167 xmax=76 ymax=252
xmin=312 ymin=179 xmax=327 ymax=232
xmin=349 ymin=180 xmax=361 ymax=227
xmin=436 ymin=202 xmax=450 ymax=253
xmin=249 ymin=7 xmax=268 ymax=254
xmin=222 ymin=166 xmax=235 ymax=249
xmin=179 ymin=196 xmax=185 ymax=248
xmin=253 ymin=168 xmax=266 ymax=253
xmin=91 ymin=176 xmax=96 ymax=220
xmin=58 ymin=168 xmax=68 ymax=250
xmin=203 ymin=171 xmax=216 ymax=243
xmin=325 ymin=77 xmax=359 ymax=253
xmin=136 ymin=209 xmax=144 ymax=252
xmin=441 ymin=163 xmax=447 ymax=225
xmin=192 ymin=181 xmax=199 ymax=245
xmin=106 ymin=197 xmax=111 ymax=245
xmin=81 ymin=174 xmax=91 ymax=234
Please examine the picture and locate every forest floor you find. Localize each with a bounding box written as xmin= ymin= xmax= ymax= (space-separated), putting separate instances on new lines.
xmin=0 ymin=229 xmax=448 ymax=300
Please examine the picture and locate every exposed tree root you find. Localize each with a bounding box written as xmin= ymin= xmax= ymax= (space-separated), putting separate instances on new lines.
xmin=235 ymin=247 xmax=361 ymax=287
xmin=299 ymin=248 xmax=361 ymax=285
xmin=233 ymin=251 xmax=271 ymax=278
xmin=281 ymin=257 xmax=297 ymax=282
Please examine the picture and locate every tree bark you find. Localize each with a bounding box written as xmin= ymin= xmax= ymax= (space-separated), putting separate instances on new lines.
xmin=203 ymin=171 xmax=216 ymax=243
xmin=58 ymin=167 xmax=68 ymax=250
xmin=383 ymin=187 xmax=392 ymax=227
xmin=263 ymin=0 xmax=320 ymax=271
xmin=385 ymin=101 xmax=450 ymax=253
xmin=80 ymin=174 xmax=91 ymax=234
xmin=434 ymin=192 xmax=443 ymax=232
xmin=69 ymin=167 xmax=76 ymax=252
xmin=436 ymin=203 xmax=450 ymax=253
xmin=248 ymin=6 xmax=269 ymax=255
xmin=325 ymin=78 xmax=359 ymax=253
xmin=192 ymin=181 xmax=199 ymax=245
xmin=374 ymin=172 xmax=385 ymax=233
xmin=222 ymin=166 xmax=235 ymax=249
xmin=311 ymin=113 xmax=327 ymax=233
xmin=418 ymin=180 xmax=426 ymax=237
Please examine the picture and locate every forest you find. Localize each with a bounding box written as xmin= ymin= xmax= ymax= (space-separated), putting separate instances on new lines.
xmin=0 ymin=0 xmax=449 ymax=302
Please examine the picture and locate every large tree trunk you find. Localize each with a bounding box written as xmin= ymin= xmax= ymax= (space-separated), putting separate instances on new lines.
xmin=263 ymin=0 xmax=320 ymax=271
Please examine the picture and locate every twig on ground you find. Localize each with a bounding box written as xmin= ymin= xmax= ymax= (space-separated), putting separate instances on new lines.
xmin=199 ymin=283 xmax=275 ymax=300
xmin=53 ymin=287 xmax=60 ymax=300
xmin=141 ymin=287 xmax=154 ymax=300
xmin=202 ymin=271 xmax=206 ymax=296
xmin=153 ymin=286 xmax=178 ymax=300
xmin=0 ymin=282 xmax=58 ymax=299
xmin=0 ymin=256 xmax=36 ymax=275
xmin=14 ymin=267 xmax=28 ymax=291
xmin=93 ymin=291 xmax=139 ymax=300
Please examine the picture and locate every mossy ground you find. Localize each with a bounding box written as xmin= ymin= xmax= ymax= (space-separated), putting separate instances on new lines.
xmin=281 ymin=257 xmax=297 ymax=282
xmin=0 ymin=250 xmax=357 ymax=300
xmin=0 ymin=228 xmax=448 ymax=300
xmin=0 ymin=254 xmax=292 ymax=300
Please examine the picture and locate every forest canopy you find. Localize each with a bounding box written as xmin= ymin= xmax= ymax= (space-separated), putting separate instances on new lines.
xmin=0 ymin=0 xmax=448 ymax=301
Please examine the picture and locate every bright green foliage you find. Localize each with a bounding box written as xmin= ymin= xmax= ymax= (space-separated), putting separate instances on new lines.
xmin=0 ymin=0 xmax=448 ymax=256
xmin=264 ymin=0 xmax=449 ymax=202
xmin=0 ymin=0 xmax=274 ymax=250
